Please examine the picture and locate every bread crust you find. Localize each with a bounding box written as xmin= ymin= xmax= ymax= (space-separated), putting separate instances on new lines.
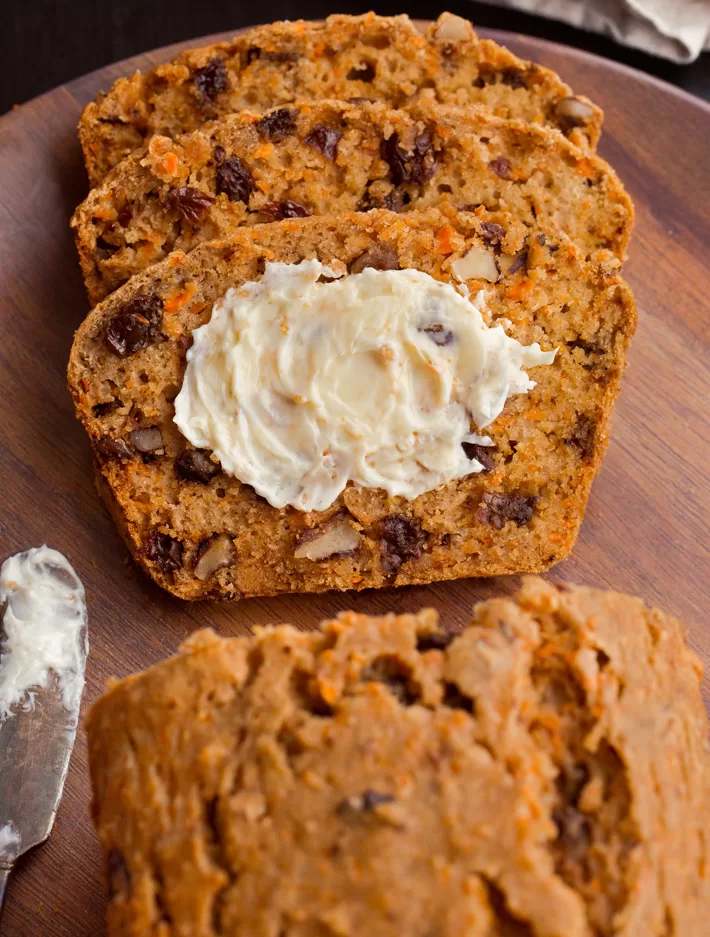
xmin=87 ymin=577 xmax=709 ymax=936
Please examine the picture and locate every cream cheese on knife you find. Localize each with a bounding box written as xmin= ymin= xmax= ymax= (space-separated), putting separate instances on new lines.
xmin=0 ymin=546 xmax=87 ymax=724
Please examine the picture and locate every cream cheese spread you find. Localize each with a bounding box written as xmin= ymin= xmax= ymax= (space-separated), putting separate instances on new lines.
xmin=174 ymin=261 xmax=556 ymax=511
xmin=0 ymin=546 xmax=87 ymax=724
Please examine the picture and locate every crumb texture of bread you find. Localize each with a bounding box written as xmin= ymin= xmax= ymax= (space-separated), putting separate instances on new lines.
xmin=78 ymin=12 xmax=603 ymax=184
xmin=86 ymin=578 xmax=710 ymax=937
xmin=67 ymin=209 xmax=636 ymax=601
xmin=72 ymin=100 xmax=631 ymax=304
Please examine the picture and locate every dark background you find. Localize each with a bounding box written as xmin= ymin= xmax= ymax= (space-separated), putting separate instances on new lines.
xmin=3 ymin=0 xmax=710 ymax=113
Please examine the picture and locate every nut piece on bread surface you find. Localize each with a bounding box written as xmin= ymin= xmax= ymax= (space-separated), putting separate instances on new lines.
xmin=86 ymin=577 xmax=709 ymax=937
xmin=78 ymin=12 xmax=603 ymax=184
xmin=72 ymin=100 xmax=632 ymax=304
xmin=68 ymin=209 xmax=636 ymax=601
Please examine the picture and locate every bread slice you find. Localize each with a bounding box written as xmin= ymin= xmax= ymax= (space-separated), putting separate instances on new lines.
xmin=78 ymin=12 xmax=603 ymax=185
xmin=87 ymin=577 xmax=708 ymax=937
xmin=68 ymin=208 xmax=636 ymax=601
xmin=73 ymin=100 xmax=632 ymax=305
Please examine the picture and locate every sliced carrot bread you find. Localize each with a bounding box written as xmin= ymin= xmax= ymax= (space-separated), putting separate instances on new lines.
xmin=79 ymin=12 xmax=602 ymax=184
xmin=73 ymin=100 xmax=632 ymax=304
xmin=68 ymin=209 xmax=635 ymax=600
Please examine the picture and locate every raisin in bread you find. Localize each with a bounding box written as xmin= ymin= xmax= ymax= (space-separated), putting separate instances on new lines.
xmin=87 ymin=577 xmax=709 ymax=937
xmin=79 ymin=12 xmax=602 ymax=185
xmin=67 ymin=209 xmax=635 ymax=600
xmin=73 ymin=100 xmax=632 ymax=304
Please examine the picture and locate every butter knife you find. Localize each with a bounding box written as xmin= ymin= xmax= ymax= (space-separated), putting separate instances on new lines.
xmin=0 ymin=546 xmax=88 ymax=920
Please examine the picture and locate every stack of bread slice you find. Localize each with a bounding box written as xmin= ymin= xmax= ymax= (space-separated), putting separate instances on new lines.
xmin=68 ymin=12 xmax=637 ymax=601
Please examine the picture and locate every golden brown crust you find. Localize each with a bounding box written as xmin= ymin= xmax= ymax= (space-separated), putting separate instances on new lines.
xmin=87 ymin=577 xmax=710 ymax=936
xmin=68 ymin=208 xmax=636 ymax=601
xmin=73 ymin=100 xmax=631 ymax=305
xmin=78 ymin=12 xmax=603 ymax=184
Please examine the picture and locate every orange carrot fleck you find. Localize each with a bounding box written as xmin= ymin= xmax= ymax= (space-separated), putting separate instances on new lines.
xmin=435 ymin=224 xmax=456 ymax=254
xmin=164 ymin=282 xmax=197 ymax=315
xmin=252 ymin=142 xmax=274 ymax=160
xmin=161 ymin=152 xmax=178 ymax=175
xmin=576 ymin=157 xmax=597 ymax=179
xmin=507 ymin=279 xmax=533 ymax=301
xmin=320 ymin=683 xmax=337 ymax=706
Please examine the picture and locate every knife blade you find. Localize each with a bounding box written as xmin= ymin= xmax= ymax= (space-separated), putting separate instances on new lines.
xmin=0 ymin=546 xmax=88 ymax=920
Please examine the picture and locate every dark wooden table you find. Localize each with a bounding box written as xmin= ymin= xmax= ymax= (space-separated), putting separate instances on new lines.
xmin=3 ymin=0 xmax=710 ymax=114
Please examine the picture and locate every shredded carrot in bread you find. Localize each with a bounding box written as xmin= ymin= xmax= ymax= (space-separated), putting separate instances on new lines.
xmin=160 ymin=152 xmax=178 ymax=175
xmin=92 ymin=208 xmax=115 ymax=222
xmin=252 ymin=142 xmax=274 ymax=160
xmin=507 ymin=279 xmax=533 ymax=301
xmin=575 ymin=157 xmax=597 ymax=179
xmin=164 ymin=282 xmax=197 ymax=315
xmin=435 ymin=224 xmax=456 ymax=253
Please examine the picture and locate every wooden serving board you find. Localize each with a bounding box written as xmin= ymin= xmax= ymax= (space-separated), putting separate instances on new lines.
xmin=0 ymin=22 xmax=708 ymax=936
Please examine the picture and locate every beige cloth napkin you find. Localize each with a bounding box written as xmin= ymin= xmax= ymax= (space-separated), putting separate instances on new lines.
xmin=475 ymin=0 xmax=710 ymax=62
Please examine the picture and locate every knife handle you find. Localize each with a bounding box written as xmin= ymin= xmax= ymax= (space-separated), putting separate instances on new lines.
xmin=0 ymin=864 xmax=11 ymax=921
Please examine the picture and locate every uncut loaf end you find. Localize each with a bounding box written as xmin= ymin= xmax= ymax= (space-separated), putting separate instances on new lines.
xmin=87 ymin=577 xmax=709 ymax=937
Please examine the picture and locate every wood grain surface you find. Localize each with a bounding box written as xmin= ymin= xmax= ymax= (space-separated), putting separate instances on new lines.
xmin=0 ymin=24 xmax=708 ymax=936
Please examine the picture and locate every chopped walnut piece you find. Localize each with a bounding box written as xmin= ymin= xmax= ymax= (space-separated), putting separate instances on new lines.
xmin=451 ymin=245 xmax=499 ymax=282
xmin=294 ymin=514 xmax=361 ymax=562
xmin=129 ymin=426 xmax=164 ymax=454
xmin=555 ymin=97 xmax=595 ymax=129
xmin=194 ymin=534 xmax=235 ymax=580
xmin=434 ymin=12 xmax=472 ymax=42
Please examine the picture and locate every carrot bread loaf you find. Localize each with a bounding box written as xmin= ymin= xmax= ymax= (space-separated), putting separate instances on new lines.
xmin=86 ymin=577 xmax=710 ymax=937
xmin=73 ymin=100 xmax=632 ymax=304
xmin=68 ymin=209 xmax=636 ymax=600
xmin=79 ymin=12 xmax=602 ymax=184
